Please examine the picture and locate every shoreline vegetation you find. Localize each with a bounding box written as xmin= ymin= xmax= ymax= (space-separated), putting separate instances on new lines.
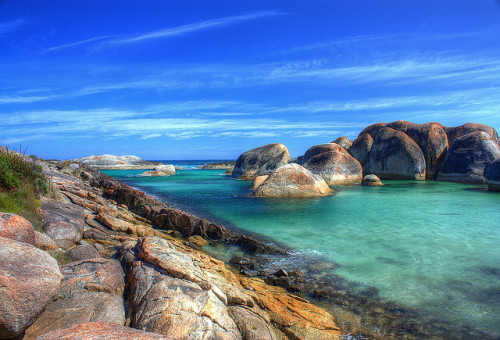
xmin=1 ymin=119 xmax=499 ymax=339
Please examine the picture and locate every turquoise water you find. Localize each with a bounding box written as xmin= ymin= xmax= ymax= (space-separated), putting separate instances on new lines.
xmin=104 ymin=163 xmax=500 ymax=338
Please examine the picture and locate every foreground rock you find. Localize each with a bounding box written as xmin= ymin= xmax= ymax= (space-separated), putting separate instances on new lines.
xmin=76 ymin=154 xmax=160 ymax=170
xmin=24 ymin=258 xmax=125 ymax=339
xmin=141 ymin=164 xmax=176 ymax=177
xmin=0 ymin=236 xmax=62 ymax=339
xmin=303 ymin=144 xmax=363 ymax=185
xmin=362 ymin=174 xmax=384 ymax=186
xmin=41 ymin=199 xmax=85 ymax=248
xmin=0 ymin=212 xmax=36 ymax=245
xmin=35 ymin=322 xmax=171 ymax=340
xmin=252 ymin=164 xmax=331 ymax=197
xmin=365 ymin=127 xmax=426 ymax=180
xmin=232 ymin=143 xmax=290 ymax=180
xmin=438 ymin=131 xmax=500 ymax=183
xmin=485 ymin=159 xmax=500 ymax=191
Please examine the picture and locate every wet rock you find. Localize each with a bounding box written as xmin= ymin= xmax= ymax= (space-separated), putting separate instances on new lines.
xmin=24 ymin=258 xmax=125 ymax=339
xmin=366 ymin=127 xmax=426 ymax=180
xmin=65 ymin=244 xmax=101 ymax=261
xmin=332 ymin=136 xmax=352 ymax=151
xmin=484 ymin=159 xmax=500 ymax=191
xmin=362 ymin=174 xmax=384 ymax=186
xmin=232 ymin=143 xmax=290 ymax=180
xmin=34 ymin=231 xmax=58 ymax=251
xmin=0 ymin=212 xmax=36 ymax=245
xmin=41 ymin=199 xmax=85 ymax=243
xmin=304 ymin=144 xmax=363 ymax=185
xmin=0 ymin=236 xmax=63 ymax=339
xmin=230 ymin=256 xmax=257 ymax=270
xmin=350 ymin=133 xmax=374 ymax=166
xmin=275 ymin=269 xmax=288 ymax=277
xmin=35 ymin=322 xmax=172 ymax=340
xmin=188 ymin=235 xmax=210 ymax=247
xmin=438 ymin=131 xmax=500 ymax=183
xmin=141 ymin=164 xmax=176 ymax=177
xmin=253 ymin=164 xmax=331 ymax=197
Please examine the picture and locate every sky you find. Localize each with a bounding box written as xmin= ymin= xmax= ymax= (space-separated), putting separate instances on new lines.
xmin=1 ymin=0 xmax=500 ymax=160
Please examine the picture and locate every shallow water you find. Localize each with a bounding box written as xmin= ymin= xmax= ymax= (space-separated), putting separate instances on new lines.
xmin=104 ymin=163 xmax=500 ymax=338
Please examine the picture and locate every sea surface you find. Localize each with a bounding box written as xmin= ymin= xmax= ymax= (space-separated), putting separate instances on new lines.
xmin=103 ymin=160 xmax=500 ymax=339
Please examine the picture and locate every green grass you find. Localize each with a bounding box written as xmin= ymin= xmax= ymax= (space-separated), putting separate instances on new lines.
xmin=0 ymin=147 xmax=49 ymax=232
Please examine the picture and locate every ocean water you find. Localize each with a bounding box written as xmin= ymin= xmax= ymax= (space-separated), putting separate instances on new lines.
xmin=104 ymin=161 xmax=500 ymax=339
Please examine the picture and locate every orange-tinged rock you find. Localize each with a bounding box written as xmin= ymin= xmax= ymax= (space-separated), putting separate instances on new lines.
xmin=0 ymin=212 xmax=36 ymax=245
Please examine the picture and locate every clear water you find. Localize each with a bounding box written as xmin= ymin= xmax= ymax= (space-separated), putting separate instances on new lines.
xmin=104 ymin=162 xmax=500 ymax=338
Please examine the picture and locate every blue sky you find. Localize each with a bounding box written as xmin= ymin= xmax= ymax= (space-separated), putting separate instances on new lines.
xmin=1 ymin=0 xmax=500 ymax=160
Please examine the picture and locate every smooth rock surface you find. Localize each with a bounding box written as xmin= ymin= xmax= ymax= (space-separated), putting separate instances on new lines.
xmin=24 ymin=258 xmax=125 ymax=339
xmin=365 ymin=127 xmax=426 ymax=180
xmin=361 ymin=174 xmax=384 ymax=186
xmin=65 ymin=244 xmax=101 ymax=261
xmin=41 ymin=199 xmax=85 ymax=243
xmin=438 ymin=131 xmax=500 ymax=183
xmin=232 ymin=143 xmax=290 ymax=180
xmin=446 ymin=123 xmax=498 ymax=145
xmin=0 ymin=236 xmax=63 ymax=339
xmin=250 ymin=175 xmax=269 ymax=190
xmin=76 ymin=154 xmax=160 ymax=170
xmin=0 ymin=212 xmax=35 ymax=245
xmin=35 ymin=322 xmax=172 ymax=340
xmin=303 ymin=144 xmax=363 ymax=185
xmin=350 ymin=133 xmax=374 ymax=166
xmin=141 ymin=164 xmax=176 ymax=177
xmin=332 ymin=136 xmax=352 ymax=151
xmin=297 ymin=143 xmax=340 ymax=165
xmin=253 ymin=164 xmax=331 ymax=197
xmin=484 ymin=159 xmax=500 ymax=191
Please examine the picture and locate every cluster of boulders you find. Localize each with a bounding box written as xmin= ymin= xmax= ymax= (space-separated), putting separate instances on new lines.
xmin=0 ymin=160 xmax=343 ymax=339
xmin=231 ymin=121 xmax=500 ymax=196
xmin=141 ymin=164 xmax=176 ymax=177
xmin=76 ymin=154 xmax=161 ymax=170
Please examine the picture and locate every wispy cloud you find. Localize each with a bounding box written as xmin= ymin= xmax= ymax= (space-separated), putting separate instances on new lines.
xmin=0 ymin=18 xmax=28 ymax=37
xmin=43 ymin=11 xmax=284 ymax=53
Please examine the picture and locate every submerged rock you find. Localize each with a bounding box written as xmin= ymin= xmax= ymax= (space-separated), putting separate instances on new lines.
xmin=141 ymin=164 xmax=176 ymax=177
xmin=303 ymin=144 xmax=363 ymax=185
xmin=365 ymin=127 xmax=426 ymax=180
xmin=438 ymin=131 xmax=500 ymax=183
xmin=0 ymin=237 xmax=63 ymax=339
xmin=484 ymin=159 xmax=500 ymax=191
xmin=252 ymin=164 xmax=331 ymax=197
xmin=361 ymin=174 xmax=384 ymax=186
xmin=232 ymin=143 xmax=290 ymax=180
xmin=0 ymin=212 xmax=36 ymax=245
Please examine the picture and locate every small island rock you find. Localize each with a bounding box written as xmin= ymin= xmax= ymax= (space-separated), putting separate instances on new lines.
xmin=438 ymin=131 xmax=500 ymax=183
xmin=76 ymin=154 xmax=160 ymax=170
xmin=252 ymin=164 xmax=331 ymax=197
xmin=141 ymin=164 xmax=176 ymax=177
xmin=484 ymin=159 xmax=500 ymax=191
xmin=232 ymin=143 xmax=290 ymax=180
xmin=361 ymin=174 xmax=384 ymax=186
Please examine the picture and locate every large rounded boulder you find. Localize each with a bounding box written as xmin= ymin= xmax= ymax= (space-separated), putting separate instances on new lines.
xmin=303 ymin=144 xmax=363 ymax=185
xmin=0 ymin=237 xmax=63 ymax=339
xmin=484 ymin=159 xmax=500 ymax=191
xmin=297 ymin=143 xmax=340 ymax=165
xmin=350 ymin=134 xmax=374 ymax=166
xmin=0 ymin=213 xmax=36 ymax=245
xmin=446 ymin=123 xmax=498 ymax=145
xmin=438 ymin=131 xmax=500 ymax=183
xmin=252 ymin=163 xmax=331 ymax=197
xmin=232 ymin=143 xmax=290 ymax=180
xmin=365 ymin=127 xmax=426 ymax=180
xmin=332 ymin=136 xmax=352 ymax=151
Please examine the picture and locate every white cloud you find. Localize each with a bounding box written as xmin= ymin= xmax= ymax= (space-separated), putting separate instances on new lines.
xmin=0 ymin=18 xmax=28 ymax=37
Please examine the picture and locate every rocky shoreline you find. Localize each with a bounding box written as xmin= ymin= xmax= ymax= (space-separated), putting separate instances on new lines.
xmin=0 ymin=159 xmax=343 ymax=339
